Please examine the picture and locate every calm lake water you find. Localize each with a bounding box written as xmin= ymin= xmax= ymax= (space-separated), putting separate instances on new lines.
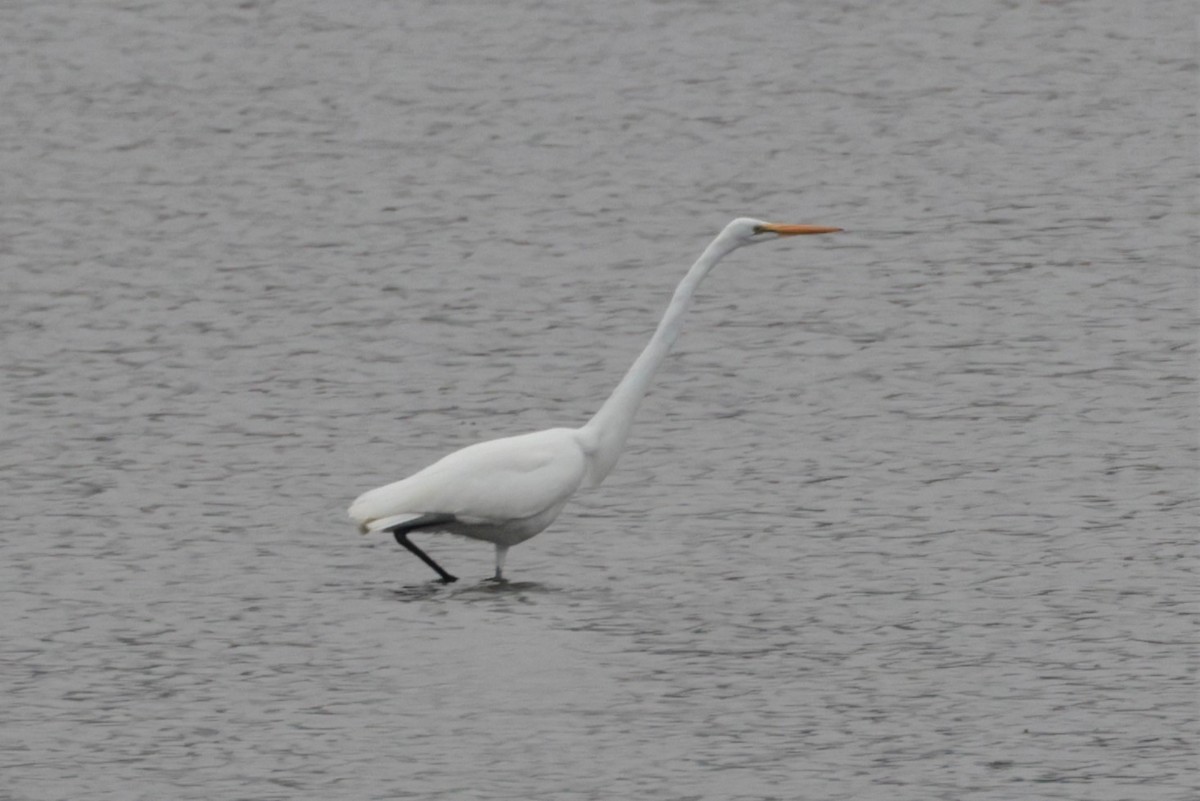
xmin=2 ymin=1 xmax=1195 ymax=799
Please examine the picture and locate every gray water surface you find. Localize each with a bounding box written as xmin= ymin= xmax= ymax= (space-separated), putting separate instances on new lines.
xmin=2 ymin=1 xmax=1196 ymax=799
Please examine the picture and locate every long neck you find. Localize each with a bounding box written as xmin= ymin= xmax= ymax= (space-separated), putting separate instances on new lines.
xmin=578 ymin=233 xmax=738 ymax=486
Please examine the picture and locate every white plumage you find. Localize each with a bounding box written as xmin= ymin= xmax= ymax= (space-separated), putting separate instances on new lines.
xmin=349 ymin=217 xmax=840 ymax=582
xmin=350 ymin=428 xmax=587 ymax=538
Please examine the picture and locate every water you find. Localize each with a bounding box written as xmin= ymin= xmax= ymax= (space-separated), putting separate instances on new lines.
xmin=2 ymin=1 xmax=1195 ymax=798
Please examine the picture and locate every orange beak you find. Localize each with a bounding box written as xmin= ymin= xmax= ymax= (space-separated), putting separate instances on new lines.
xmin=755 ymin=223 xmax=842 ymax=236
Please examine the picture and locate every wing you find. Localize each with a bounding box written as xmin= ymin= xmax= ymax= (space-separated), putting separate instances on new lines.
xmin=348 ymin=427 xmax=588 ymax=532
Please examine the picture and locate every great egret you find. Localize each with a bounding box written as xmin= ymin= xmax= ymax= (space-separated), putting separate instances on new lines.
xmin=349 ymin=217 xmax=841 ymax=583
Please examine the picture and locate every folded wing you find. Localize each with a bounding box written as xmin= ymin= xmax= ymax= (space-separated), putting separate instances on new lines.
xmin=348 ymin=427 xmax=589 ymax=533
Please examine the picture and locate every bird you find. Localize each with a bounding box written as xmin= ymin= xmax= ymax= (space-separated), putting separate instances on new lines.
xmin=349 ymin=217 xmax=841 ymax=583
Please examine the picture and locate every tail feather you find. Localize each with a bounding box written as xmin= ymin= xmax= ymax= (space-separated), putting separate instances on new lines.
xmin=357 ymin=512 xmax=457 ymax=535
xmin=357 ymin=512 xmax=425 ymax=535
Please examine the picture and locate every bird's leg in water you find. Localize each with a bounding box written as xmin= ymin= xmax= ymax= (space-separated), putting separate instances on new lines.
xmin=490 ymin=544 xmax=509 ymax=583
xmin=394 ymin=532 xmax=458 ymax=584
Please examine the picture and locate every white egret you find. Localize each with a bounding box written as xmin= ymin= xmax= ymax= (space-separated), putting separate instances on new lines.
xmin=349 ymin=217 xmax=841 ymax=583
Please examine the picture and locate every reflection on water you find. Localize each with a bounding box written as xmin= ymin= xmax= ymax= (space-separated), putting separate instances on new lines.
xmin=387 ymin=579 xmax=555 ymax=602
xmin=2 ymin=0 xmax=1195 ymax=799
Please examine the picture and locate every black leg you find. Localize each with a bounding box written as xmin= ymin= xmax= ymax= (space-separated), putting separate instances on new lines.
xmin=394 ymin=531 xmax=458 ymax=584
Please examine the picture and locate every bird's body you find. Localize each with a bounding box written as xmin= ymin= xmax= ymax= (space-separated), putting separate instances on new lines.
xmin=349 ymin=217 xmax=840 ymax=582
xmin=350 ymin=427 xmax=587 ymax=546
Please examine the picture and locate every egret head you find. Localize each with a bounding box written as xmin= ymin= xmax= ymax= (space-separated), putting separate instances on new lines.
xmin=721 ymin=217 xmax=842 ymax=249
